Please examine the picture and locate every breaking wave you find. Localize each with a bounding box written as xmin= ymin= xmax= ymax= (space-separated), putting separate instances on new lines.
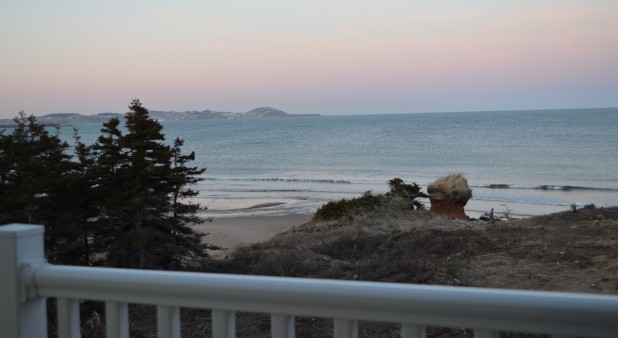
xmin=205 ymin=177 xmax=352 ymax=184
xmin=474 ymin=184 xmax=618 ymax=193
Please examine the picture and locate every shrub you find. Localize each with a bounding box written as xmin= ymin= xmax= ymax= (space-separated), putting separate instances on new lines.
xmin=313 ymin=191 xmax=383 ymax=222
xmin=387 ymin=178 xmax=428 ymax=209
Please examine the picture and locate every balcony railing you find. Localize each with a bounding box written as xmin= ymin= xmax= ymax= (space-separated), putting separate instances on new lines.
xmin=2 ymin=224 xmax=617 ymax=338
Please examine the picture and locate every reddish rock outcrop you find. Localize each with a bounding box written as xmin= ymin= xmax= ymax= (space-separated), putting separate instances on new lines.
xmin=429 ymin=198 xmax=470 ymax=220
xmin=427 ymin=174 xmax=472 ymax=220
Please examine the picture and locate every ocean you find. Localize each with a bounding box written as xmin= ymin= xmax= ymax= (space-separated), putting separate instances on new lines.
xmin=63 ymin=108 xmax=618 ymax=218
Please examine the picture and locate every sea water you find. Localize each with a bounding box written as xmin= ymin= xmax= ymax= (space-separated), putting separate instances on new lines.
xmin=63 ymin=108 xmax=618 ymax=218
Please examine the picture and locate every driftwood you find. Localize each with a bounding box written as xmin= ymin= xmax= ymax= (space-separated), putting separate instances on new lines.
xmin=489 ymin=208 xmax=495 ymax=227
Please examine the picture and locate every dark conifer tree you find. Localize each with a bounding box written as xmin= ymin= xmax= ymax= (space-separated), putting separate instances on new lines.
xmin=1 ymin=101 xmax=209 ymax=269
xmin=90 ymin=99 xmax=209 ymax=269
xmin=0 ymin=113 xmax=92 ymax=265
xmin=167 ymin=137 xmax=212 ymax=268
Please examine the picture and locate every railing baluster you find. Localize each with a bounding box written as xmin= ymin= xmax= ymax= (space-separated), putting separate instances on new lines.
xmin=474 ymin=329 xmax=498 ymax=338
xmin=106 ymin=301 xmax=129 ymax=338
xmin=157 ymin=305 xmax=181 ymax=338
xmin=333 ymin=318 xmax=358 ymax=338
xmin=212 ymin=309 xmax=236 ymax=338
xmin=271 ymin=314 xmax=295 ymax=338
xmin=57 ymin=298 xmax=80 ymax=338
xmin=401 ymin=324 xmax=426 ymax=338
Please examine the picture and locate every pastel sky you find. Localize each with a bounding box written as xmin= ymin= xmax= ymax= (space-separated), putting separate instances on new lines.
xmin=1 ymin=1 xmax=617 ymax=117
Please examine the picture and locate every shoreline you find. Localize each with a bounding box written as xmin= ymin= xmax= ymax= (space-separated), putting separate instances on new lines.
xmin=199 ymin=197 xmax=581 ymax=220
xmin=194 ymin=182 xmax=617 ymax=220
xmin=465 ymin=199 xmax=570 ymax=219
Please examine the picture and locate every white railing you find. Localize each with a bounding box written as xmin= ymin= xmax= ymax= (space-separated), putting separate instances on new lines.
xmin=2 ymin=224 xmax=618 ymax=338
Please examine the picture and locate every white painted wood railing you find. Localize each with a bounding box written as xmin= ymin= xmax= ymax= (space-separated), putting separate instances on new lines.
xmin=2 ymin=224 xmax=618 ymax=338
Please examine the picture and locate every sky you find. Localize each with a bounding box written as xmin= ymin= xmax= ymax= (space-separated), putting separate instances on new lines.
xmin=1 ymin=1 xmax=617 ymax=117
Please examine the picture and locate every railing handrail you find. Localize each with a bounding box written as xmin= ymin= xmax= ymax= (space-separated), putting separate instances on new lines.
xmin=23 ymin=263 xmax=618 ymax=337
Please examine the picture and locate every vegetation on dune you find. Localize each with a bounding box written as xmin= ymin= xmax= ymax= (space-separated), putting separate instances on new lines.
xmin=204 ymin=177 xmax=617 ymax=337
xmin=212 ymin=202 xmax=618 ymax=337
xmin=386 ymin=177 xmax=428 ymax=208
xmin=312 ymin=178 xmax=427 ymax=222
xmin=224 ymin=200 xmax=486 ymax=283
xmin=0 ymin=100 xmax=210 ymax=269
xmin=312 ymin=191 xmax=383 ymax=222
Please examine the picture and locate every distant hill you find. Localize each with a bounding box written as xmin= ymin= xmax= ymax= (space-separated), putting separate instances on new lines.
xmin=147 ymin=106 xmax=318 ymax=120
xmin=245 ymin=107 xmax=289 ymax=118
xmin=0 ymin=107 xmax=319 ymax=126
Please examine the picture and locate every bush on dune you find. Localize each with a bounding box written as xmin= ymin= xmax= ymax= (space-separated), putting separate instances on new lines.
xmin=313 ymin=178 xmax=427 ymax=222
xmin=312 ymin=191 xmax=383 ymax=222
xmin=386 ymin=178 xmax=428 ymax=209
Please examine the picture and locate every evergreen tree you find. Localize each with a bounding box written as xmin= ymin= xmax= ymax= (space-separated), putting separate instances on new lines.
xmin=90 ymin=99 xmax=208 ymax=269
xmin=168 ymin=137 xmax=211 ymax=268
xmin=1 ymin=101 xmax=209 ymax=269
xmin=0 ymin=113 xmax=92 ymax=264
xmin=68 ymin=130 xmax=100 ymax=265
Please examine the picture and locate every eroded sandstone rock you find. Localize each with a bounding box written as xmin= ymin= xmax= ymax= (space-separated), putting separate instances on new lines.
xmin=429 ymin=198 xmax=470 ymax=220
xmin=427 ymin=174 xmax=472 ymax=220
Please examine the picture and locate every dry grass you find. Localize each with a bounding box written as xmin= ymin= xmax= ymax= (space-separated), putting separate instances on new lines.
xmin=223 ymin=205 xmax=493 ymax=285
xmin=205 ymin=203 xmax=618 ymax=337
xmin=427 ymin=173 xmax=472 ymax=203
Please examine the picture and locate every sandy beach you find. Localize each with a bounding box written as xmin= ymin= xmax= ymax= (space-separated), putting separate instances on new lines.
xmin=192 ymin=214 xmax=312 ymax=253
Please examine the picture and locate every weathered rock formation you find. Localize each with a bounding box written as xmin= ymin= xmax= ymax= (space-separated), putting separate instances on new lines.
xmin=428 ymin=199 xmax=469 ymax=220
xmin=427 ymin=174 xmax=472 ymax=220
